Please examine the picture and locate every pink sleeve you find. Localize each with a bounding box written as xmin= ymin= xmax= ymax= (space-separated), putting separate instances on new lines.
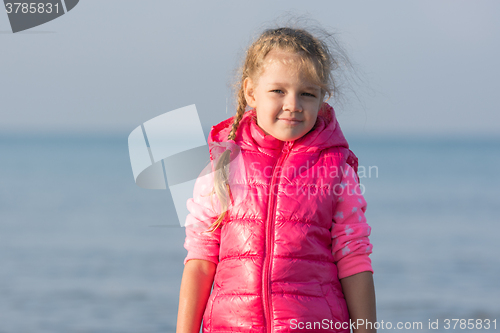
xmin=331 ymin=164 xmax=373 ymax=279
xmin=183 ymin=168 xmax=221 ymax=266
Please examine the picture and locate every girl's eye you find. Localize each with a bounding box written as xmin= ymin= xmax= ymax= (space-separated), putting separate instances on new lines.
xmin=302 ymin=92 xmax=316 ymax=97
xmin=271 ymin=89 xmax=283 ymax=94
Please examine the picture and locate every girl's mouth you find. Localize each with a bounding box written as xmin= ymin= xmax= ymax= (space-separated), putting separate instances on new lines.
xmin=278 ymin=118 xmax=302 ymax=125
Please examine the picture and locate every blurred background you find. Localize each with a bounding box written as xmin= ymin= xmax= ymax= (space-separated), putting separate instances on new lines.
xmin=1 ymin=0 xmax=499 ymax=332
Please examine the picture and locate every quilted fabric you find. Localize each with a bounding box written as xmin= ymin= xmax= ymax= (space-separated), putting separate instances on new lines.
xmin=184 ymin=103 xmax=373 ymax=332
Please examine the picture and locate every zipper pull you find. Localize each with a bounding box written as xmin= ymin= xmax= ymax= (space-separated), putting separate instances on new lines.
xmin=282 ymin=141 xmax=293 ymax=153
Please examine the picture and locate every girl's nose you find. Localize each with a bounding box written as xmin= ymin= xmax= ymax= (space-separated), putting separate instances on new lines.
xmin=283 ymin=94 xmax=302 ymax=112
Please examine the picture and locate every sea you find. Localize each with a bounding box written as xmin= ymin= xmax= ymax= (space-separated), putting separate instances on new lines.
xmin=0 ymin=133 xmax=499 ymax=333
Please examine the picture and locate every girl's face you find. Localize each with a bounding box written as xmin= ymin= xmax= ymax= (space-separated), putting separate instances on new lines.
xmin=244 ymin=50 xmax=323 ymax=142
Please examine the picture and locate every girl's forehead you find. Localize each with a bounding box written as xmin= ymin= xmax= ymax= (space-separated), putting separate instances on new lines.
xmin=260 ymin=52 xmax=305 ymax=79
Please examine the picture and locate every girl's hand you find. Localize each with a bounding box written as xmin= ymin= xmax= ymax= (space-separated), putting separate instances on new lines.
xmin=176 ymin=259 xmax=217 ymax=333
xmin=340 ymin=271 xmax=377 ymax=333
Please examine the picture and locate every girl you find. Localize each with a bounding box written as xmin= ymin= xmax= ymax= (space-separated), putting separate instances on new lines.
xmin=177 ymin=26 xmax=376 ymax=333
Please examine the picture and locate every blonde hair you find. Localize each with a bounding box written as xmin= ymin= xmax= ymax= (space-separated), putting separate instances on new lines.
xmin=206 ymin=26 xmax=348 ymax=232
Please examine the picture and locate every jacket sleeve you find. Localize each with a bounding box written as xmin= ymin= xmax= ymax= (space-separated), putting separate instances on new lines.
xmin=183 ymin=167 xmax=221 ymax=266
xmin=331 ymin=164 xmax=373 ymax=279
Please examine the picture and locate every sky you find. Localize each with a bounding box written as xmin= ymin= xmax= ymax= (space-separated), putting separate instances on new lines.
xmin=1 ymin=0 xmax=499 ymax=138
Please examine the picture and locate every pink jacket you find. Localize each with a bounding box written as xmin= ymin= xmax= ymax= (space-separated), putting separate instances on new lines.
xmin=184 ymin=103 xmax=373 ymax=332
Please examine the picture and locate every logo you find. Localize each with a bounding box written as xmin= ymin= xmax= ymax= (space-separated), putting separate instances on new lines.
xmin=4 ymin=0 xmax=79 ymax=33
xmin=128 ymin=105 xmax=247 ymax=227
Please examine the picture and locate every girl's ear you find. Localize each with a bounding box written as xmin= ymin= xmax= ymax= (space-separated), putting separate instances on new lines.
xmin=243 ymin=78 xmax=257 ymax=108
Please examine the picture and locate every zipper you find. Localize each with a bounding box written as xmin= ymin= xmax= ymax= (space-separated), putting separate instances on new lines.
xmin=262 ymin=140 xmax=293 ymax=333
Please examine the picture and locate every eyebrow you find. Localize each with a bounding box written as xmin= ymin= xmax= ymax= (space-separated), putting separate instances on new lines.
xmin=267 ymin=82 xmax=321 ymax=90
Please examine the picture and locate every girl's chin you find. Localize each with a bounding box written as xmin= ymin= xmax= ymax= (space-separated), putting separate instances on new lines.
xmin=272 ymin=131 xmax=307 ymax=142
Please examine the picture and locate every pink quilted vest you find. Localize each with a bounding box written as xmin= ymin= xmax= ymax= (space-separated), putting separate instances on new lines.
xmin=190 ymin=103 xmax=359 ymax=332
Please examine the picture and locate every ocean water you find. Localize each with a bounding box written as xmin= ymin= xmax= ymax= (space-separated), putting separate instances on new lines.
xmin=0 ymin=134 xmax=499 ymax=332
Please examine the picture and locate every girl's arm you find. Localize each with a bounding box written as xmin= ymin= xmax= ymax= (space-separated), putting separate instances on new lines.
xmin=340 ymin=271 xmax=377 ymax=333
xmin=176 ymin=259 xmax=217 ymax=333
xmin=331 ymin=164 xmax=375 ymax=331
